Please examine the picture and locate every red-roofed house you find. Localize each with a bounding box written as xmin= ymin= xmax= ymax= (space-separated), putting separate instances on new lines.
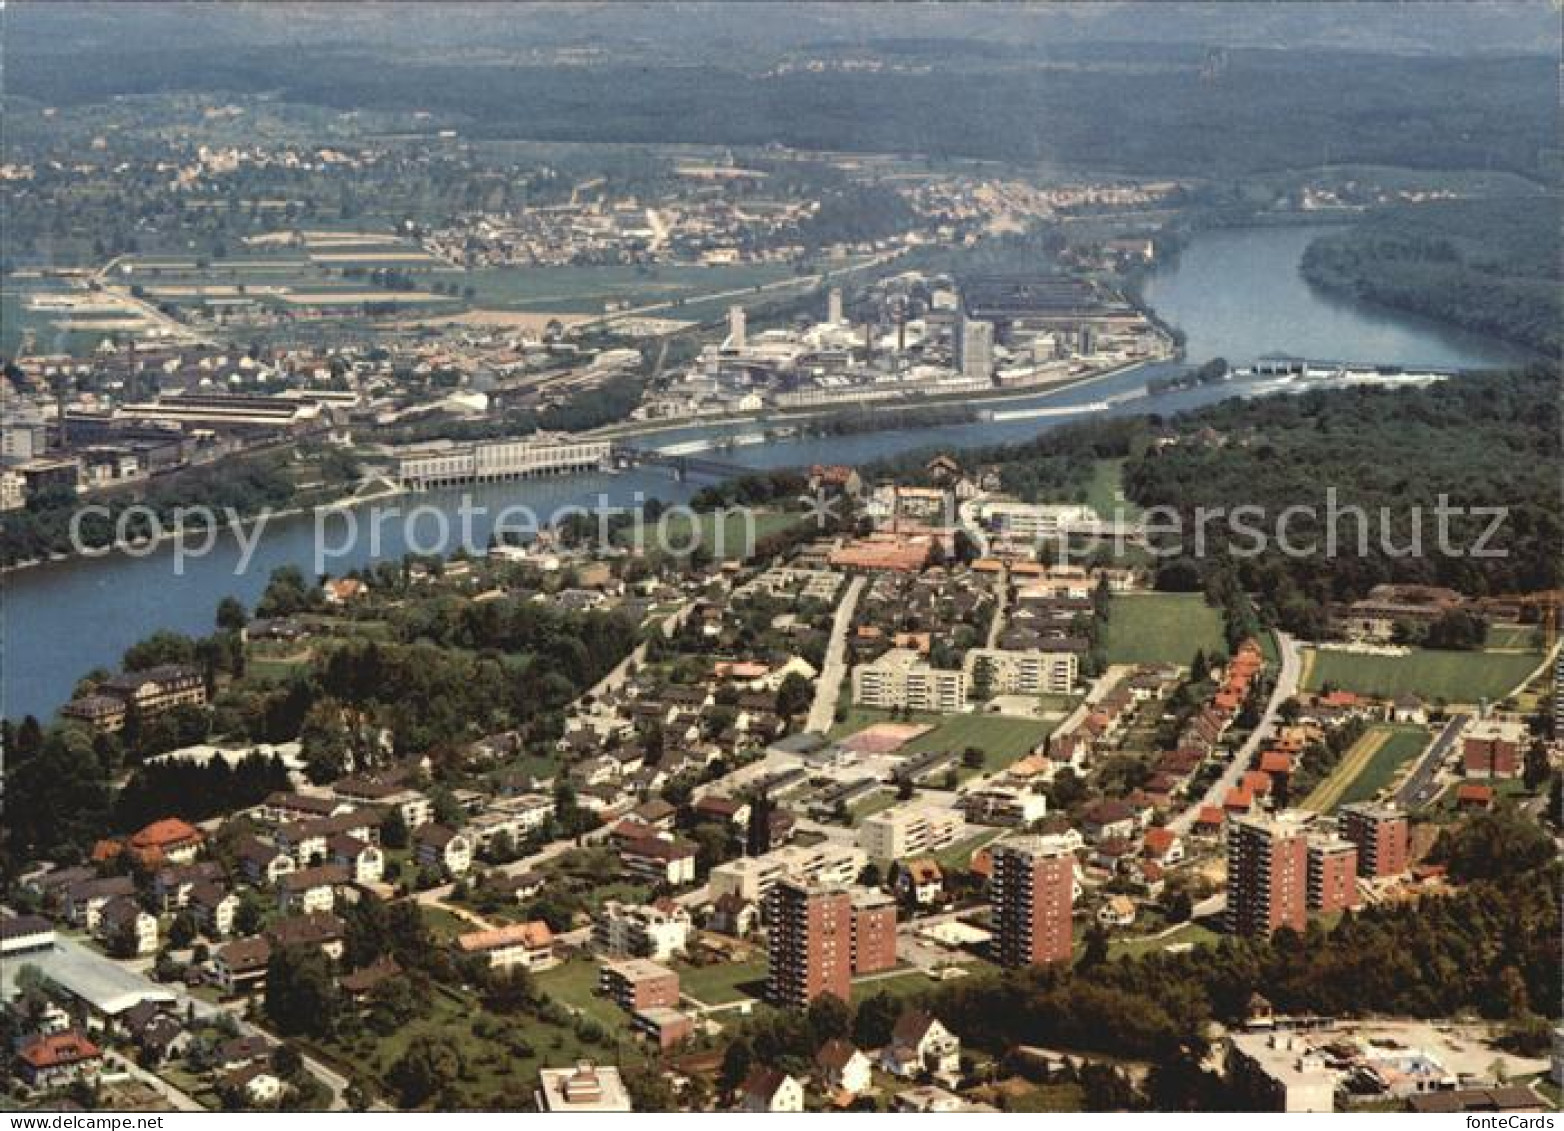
xmin=1141 ymin=827 xmax=1184 ymax=866
xmin=17 ymin=1031 xmax=103 ymax=1089
xmin=127 ymin=817 xmax=204 ymax=866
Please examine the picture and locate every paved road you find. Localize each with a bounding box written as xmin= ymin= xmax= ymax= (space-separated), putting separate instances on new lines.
xmin=985 ymin=566 xmax=1008 ymax=648
xmin=1169 ymin=632 xmax=1301 ymax=836
xmin=584 ymin=600 xmax=692 ymax=703
xmin=806 ymin=575 xmax=866 ymax=733
xmin=1394 ymin=712 xmax=1469 ymax=809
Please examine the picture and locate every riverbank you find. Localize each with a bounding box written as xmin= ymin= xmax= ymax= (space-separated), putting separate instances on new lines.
xmin=0 ymin=477 xmax=406 ymax=578
xmin=4 ymin=222 xmax=1536 ymax=722
xmin=587 ymin=356 xmax=1160 ymax=445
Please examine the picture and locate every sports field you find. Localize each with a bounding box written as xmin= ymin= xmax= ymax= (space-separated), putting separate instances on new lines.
xmin=1300 ymin=646 xmax=1543 ymax=703
xmin=898 ymin=713 xmax=1058 ymax=769
xmin=1103 ymin=593 xmax=1226 ymax=667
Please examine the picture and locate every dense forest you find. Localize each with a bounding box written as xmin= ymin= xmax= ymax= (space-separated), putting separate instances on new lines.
xmin=6 ymin=46 xmax=1555 ymax=180
xmin=1301 ymin=197 xmax=1563 ymax=358
xmin=1122 ymin=367 xmax=1561 ymax=633
xmin=894 ymin=368 xmax=1559 ymax=637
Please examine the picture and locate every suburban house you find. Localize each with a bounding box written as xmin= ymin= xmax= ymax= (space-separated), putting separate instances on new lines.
xmin=896 ymin=858 xmax=945 ymax=907
xmin=328 ymin=835 xmax=384 ymax=884
xmin=213 ymin=937 xmax=272 ymax=997
xmin=816 ymin=1039 xmax=873 ymax=1098
xmin=221 ymin=1062 xmax=286 ymax=1107
xmin=881 ymin=1010 xmax=961 ymax=1083
xmin=739 ymin=1067 xmax=806 ymax=1113
xmin=414 ymin=824 xmax=473 ymax=877
xmin=16 ymin=1031 xmax=103 ymax=1090
xmin=235 ymin=837 xmax=296 ymax=886
xmin=97 ymin=895 xmax=159 ymax=956
xmin=278 ymin=864 xmax=349 ymax=915
xmin=619 ymin=835 xmax=698 ymax=886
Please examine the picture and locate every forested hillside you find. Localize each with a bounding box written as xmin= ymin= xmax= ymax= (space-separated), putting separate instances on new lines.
xmin=1301 ymin=198 xmax=1562 ymax=358
xmin=1124 ymin=367 xmax=1561 ymax=633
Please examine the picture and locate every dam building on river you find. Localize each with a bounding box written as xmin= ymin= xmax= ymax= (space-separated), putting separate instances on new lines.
xmin=396 ymin=435 xmax=613 ymax=489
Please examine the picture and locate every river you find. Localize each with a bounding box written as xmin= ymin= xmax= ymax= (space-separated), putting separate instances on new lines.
xmin=1 ymin=224 xmax=1533 ymax=721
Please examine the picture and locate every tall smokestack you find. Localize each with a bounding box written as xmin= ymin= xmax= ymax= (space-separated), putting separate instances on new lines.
xmin=728 ymin=305 xmax=746 ymax=350
xmin=828 ymin=287 xmax=843 ymax=325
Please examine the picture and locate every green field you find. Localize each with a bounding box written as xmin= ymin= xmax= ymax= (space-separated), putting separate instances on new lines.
xmin=674 ymin=957 xmax=769 ymax=1005
xmin=1336 ymin=726 xmax=1431 ymax=808
xmin=535 ymin=959 xmax=630 ymax=1033
xmin=1301 ymin=646 xmax=1543 ymax=703
xmin=1083 ymin=460 xmax=1142 ymax=522
xmin=1108 ymin=920 xmax=1220 ymax=960
xmin=901 ymin=713 xmax=1057 ymax=768
xmin=1103 ymin=593 xmax=1226 ymax=667
xmin=1487 ymin=624 xmax=1547 ymax=650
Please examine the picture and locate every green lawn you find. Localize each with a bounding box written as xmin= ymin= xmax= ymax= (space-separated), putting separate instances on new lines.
xmin=931 ymin=828 xmax=1008 ymax=871
xmin=850 ymin=969 xmax=934 ymax=1004
xmin=616 ymin=507 xmax=805 ymax=561
xmin=1103 ymin=593 xmax=1227 ymax=667
xmin=1487 ymin=624 xmax=1547 ymax=650
xmin=535 ymin=958 xmax=630 ymax=1033
xmin=1083 ymin=460 xmax=1143 ymax=522
xmin=674 ymin=957 xmax=770 ymax=1005
xmin=1108 ymin=920 xmax=1221 ymax=960
xmin=1336 ymin=725 xmax=1431 ymax=808
xmin=306 ymin=982 xmax=623 ymax=1108
xmin=999 ymin=1082 xmax=1087 ymax=1112
xmin=1301 ymin=646 xmax=1543 ymax=703
xmin=899 ymin=714 xmax=1057 ymax=768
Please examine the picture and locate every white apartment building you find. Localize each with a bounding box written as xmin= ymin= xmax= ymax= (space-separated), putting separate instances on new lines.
xmin=858 ymin=803 xmax=964 ymax=861
xmin=853 ymin=648 xmax=969 ymax=712
xmin=593 ymin=899 xmax=693 ymax=961
xmin=708 ymin=843 xmax=868 ymax=904
xmin=965 ymin=648 xmax=1078 ymax=697
xmin=976 ymin=500 xmax=1102 ymax=540
xmin=960 ymin=785 xmax=1050 ymax=827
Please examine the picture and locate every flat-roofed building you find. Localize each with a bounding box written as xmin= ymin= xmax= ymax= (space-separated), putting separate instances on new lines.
xmin=766 ymin=880 xmax=852 ymax=1009
xmin=709 ymin=842 xmax=868 ymax=904
xmin=852 ymin=648 xmax=968 ymax=712
xmin=990 ymin=835 xmax=1075 ymax=968
xmin=850 ymin=889 xmax=898 ymax=974
xmin=1305 ymin=836 xmax=1359 ymax=914
xmin=593 ymin=900 xmax=691 ymax=961
xmin=964 ymin=648 xmax=1078 ymax=697
xmin=536 ymin=1062 xmax=632 ymax=1113
xmin=1227 ymin=812 xmax=1309 ymax=939
xmin=1226 ymin=1030 xmax=1337 ymax=1113
xmin=858 ymin=802 xmax=963 ymax=861
xmin=599 ymin=958 xmax=680 ymax=1012
xmin=1338 ymin=802 xmax=1410 ymax=879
